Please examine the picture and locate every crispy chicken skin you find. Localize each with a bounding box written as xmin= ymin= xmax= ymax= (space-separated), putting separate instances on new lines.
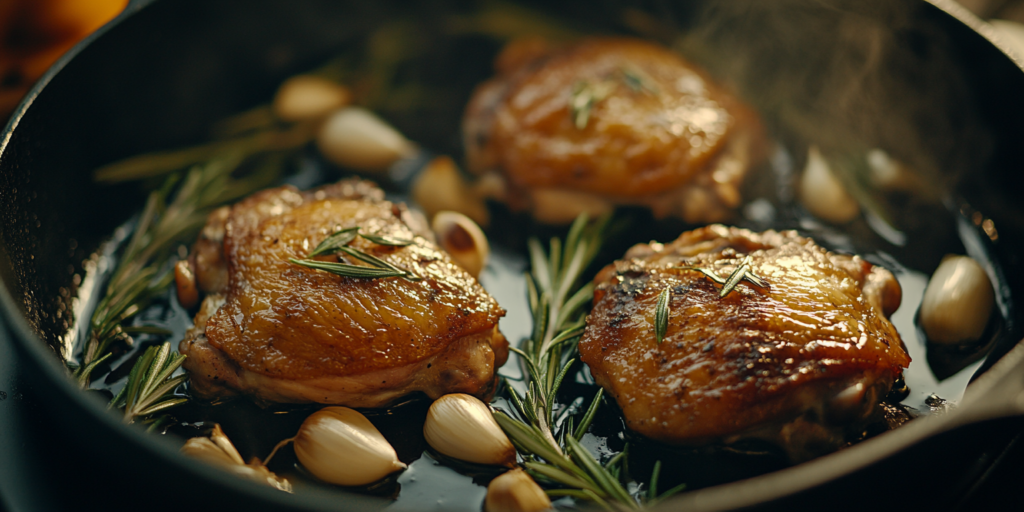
xmin=178 ymin=179 xmax=508 ymax=407
xmin=578 ymin=226 xmax=909 ymax=459
xmin=463 ymin=37 xmax=765 ymax=224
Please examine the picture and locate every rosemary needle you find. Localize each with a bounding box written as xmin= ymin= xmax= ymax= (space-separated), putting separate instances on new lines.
xmin=681 ymin=255 xmax=767 ymax=298
xmin=655 ymin=287 xmax=671 ymax=345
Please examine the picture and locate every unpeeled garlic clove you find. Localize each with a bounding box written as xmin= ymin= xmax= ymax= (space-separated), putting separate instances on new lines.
xmin=293 ymin=406 xmax=406 ymax=486
xmin=423 ymin=393 xmax=515 ymax=466
xmin=273 ymin=75 xmax=352 ymax=122
xmin=432 ymin=211 xmax=490 ymax=278
xmin=919 ymin=255 xmax=995 ymax=345
xmin=316 ymin=107 xmax=416 ymax=171
xmin=799 ymin=146 xmax=859 ymax=224
xmin=411 ymin=156 xmax=490 ymax=227
xmin=180 ymin=424 xmax=292 ymax=492
xmin=485 ymin=468 xmax=552 ymax=512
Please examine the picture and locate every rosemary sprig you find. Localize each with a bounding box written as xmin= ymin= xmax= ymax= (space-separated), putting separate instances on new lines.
xmin=654 ymin=287 xmax=671 ymax=345
xmin=76 ymin=151 xmax=289 ymax=386
xmin=493 ymin=213 xmax=677 ymax=509
xmin=93 ymin=121 xmax=315 ymax=183
xmin=292 ymin=227 xmax=420 ymax=281
xmin=359 ymin=232 xmax=414 ymax=247
xmin=108 ymin=342 xmax=188 ymax=425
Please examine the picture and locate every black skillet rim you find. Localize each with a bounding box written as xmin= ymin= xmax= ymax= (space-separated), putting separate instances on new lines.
xmin=1 ymin=0 xmax=1023 ymax=511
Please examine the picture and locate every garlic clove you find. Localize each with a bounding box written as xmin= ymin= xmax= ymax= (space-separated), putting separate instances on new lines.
xmin=293 ymin=406 xmax=407 ymax=487
xmin=174 ymin=259 xmax=199 ymax=309
xmin=273 ymin=75 xmax=352 ymax=122
xmin=208 ymin=423 xmax=245 ymax=465
xmin=316 ymin=107 xmax=416 ymax=171
xmin=530 ymin=188 xmax=613 ymax=226
xmin=432 ymin=211 xmax=490 ymax=278
xmin=919 ymin=255 xmax=995 ymax=345
xmin=181 ymin=437 xmax=244 ymax=468
xmin=411 ymin=156 xmax=490 ymax=227
xmin=423 ymin=393 xmax=515 ymax=466
xmin=485 ymin=468 xmax=552 ymax=512
xmin=180 ymin=424 xmax=292 ymax=492
xmin=798 ymin=146 xmax=859 ymax=224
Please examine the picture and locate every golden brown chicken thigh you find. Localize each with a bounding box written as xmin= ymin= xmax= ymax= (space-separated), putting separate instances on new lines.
xmin=463 ymin=37 xmax=765 ymax=224
xmin=578 ymin=226 xmax=909 ymax=460
xmin=178 ymin=179 xmax=508 ymax=407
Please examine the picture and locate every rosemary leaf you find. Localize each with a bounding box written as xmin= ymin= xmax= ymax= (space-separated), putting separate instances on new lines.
xmin=289 ymin=258 xmax=407 ymax=279
xmin=682 ymin=255 xmax=767 ymax=299
xmin=337 ymin=246 xmax=421 ymax=281
xmin=359 ymin=232 xmax=414 ymax=246
xmin=93 ymin=122 xmax=314 ymax=183
xmin=546 ymin=359 xmax=575 ymax=411
xmin=524 ymin=462 xmax=599 ymax=493
xmin=309 ymin=227 xmax=360 ymax=257
xmin=619 ymin=67 xmax=659 ymax=95
xmin=656 ymin=482 xmax=688 ymax=502
xmin=655 ymin=287 xmax=671 ymax=344
xmin=687 ymin=266 xmax=727 ymax=286
xmin=566 ymin=436 xmax=636 ymax=508
xmin=114 ymin=341 xmax=189 ymax=424
xmin=572 ymin=388 xmax=603 ymax=441
xmin=649 ymin=460 xmax=661 ymax=499
xmin=719 ymin=256 xmax=751 ymax=298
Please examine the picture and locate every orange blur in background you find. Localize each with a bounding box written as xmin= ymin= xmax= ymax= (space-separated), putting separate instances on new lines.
xmin=0 ymin=0 xmax=127 ymax=123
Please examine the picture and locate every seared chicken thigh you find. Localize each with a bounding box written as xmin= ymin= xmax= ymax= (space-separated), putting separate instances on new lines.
xmin=463 ymin=37 xmax=765 ymax=224
xmin=178 ymin=179 xmax=508 ymax=407
xmin=578 ymin=226 xmax=909 ymax=460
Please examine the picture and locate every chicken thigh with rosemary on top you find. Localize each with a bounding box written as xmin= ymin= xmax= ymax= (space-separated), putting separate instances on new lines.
xmin=176 ymin=179 xmax=508 ymax=407
xmin=578 ymin=225 xmax=910 ymax=460
xmin=462 ymin=37 xmax=765 ymax=224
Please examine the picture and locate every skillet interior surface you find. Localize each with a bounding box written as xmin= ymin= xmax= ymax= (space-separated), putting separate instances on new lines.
xmin=1 ymin=0 xmax=1024 ymax=510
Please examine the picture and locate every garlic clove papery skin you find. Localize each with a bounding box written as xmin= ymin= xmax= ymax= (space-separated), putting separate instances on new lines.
xmin=485 ymin=468 xmax=552 ymax=512
xmin=316 ymin=107 xmax=416 ymax=171
xmin=293 ymin=406 xmax=407 ymax=487
xmin=432 ymin=211 xmax=490 ymax=278
xmin=919 ymin=255 xmax=995 ymax=345
xmin=423 ymin=393 xmax=515 ymax=466
xmin=181 ymin=437 xmax=244 ymax=468
xmin=180 ymin=425 xmax=292 ymax=492
xmin=799 ymin=146 xmax=860 ymax=224
xmin=273 ymin=75 xmax=352 ymax=122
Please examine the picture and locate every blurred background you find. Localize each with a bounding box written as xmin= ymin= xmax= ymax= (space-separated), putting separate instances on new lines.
xmin=0 ymin=0 xmax=127 ymax=123
xmin=1 ymin=0 xmax=1024 ymax=127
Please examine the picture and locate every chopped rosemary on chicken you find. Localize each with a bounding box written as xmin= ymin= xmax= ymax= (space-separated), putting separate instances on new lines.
xmin=291 ymin=226 xmax=421 ymax=280
xmin=492 ymin=213 xmax=683 ymax=509
xmin=654 ymin=287 xmax=671 ymax=345
xmin=681 ymin=255 xmax=767 ymax=299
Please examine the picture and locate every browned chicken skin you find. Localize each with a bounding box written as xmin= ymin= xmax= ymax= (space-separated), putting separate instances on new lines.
xmin=177 ymin=179 xmax=508 ymax=407
xmin=578 ymin=226 xmax=909 ymax=459
xmin=463 ymin=37 xmax=765 ymax=224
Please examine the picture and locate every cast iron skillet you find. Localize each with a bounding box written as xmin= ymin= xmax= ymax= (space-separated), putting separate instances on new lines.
xmin=2 ymin=0 xmax=1024 ymax=510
